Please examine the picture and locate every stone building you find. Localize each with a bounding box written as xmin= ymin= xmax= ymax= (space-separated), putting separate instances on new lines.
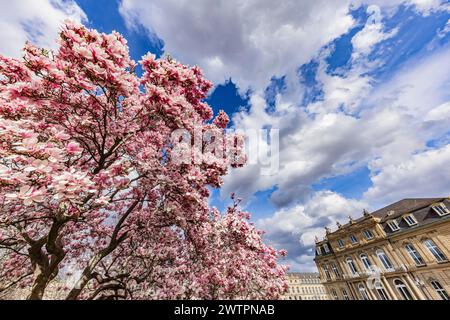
xmin=282 ymin=272 xmax=329 ymax=300
xmin=314 ymin=197 xmax=450 ymax=300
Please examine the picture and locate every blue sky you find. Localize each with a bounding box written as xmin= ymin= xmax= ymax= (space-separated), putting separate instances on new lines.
xmin=1 ymin=0 xmax=449 ymax=271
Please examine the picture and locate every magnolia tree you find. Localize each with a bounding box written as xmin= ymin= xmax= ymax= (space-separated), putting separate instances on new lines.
xmin=0 ymin=21 xmax=287 ymax=300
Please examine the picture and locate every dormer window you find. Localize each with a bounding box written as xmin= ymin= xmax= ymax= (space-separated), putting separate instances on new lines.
xmin=362 ymin=229 xmax=374 ymax=240
xmin=337 ymin=239 xmax=345 ymax=248
xmin=350 ymin=235 xmax=358 ymax=244
xmin=387 ymin=219 xmax=400 ymax=232
xmin=403 ymin=214 xmax=418 ymax=226
xmin=432 ymin=203 xmax=450 ymax=216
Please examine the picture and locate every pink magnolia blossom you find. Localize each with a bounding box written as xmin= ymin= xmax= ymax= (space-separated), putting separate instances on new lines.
xmin=65 ymin=141 xmax=82 ymax=155
xmin=0 ymin=21 xmax=287 ymax=300
xmin=213 ymin=110 xmax=230 ymax=129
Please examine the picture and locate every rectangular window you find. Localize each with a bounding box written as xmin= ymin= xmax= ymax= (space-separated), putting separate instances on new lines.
xmin=332 ymin=264 xmax=340 ymax=278
xmin=377 ymin=250 xmax=393 ymax=270
xmin=323 ymin=265 xmax=331 ymax=281
xmin=331 ymin=289 xmax=339 ymax=300
xmin=403 ymin=214 xmax=417 ymax=226
xmin=323 ymin=243 xmax=330 ymax=253
xmin=424 ymin=239 xmax=448 ymax=262
xmin=376 ymin=287 xmax=390 ymax=300
xmin=405 ymin=244 xmax=425 ymax=266
xmin=346 ymin=257 xmax=359 ymax=275
xmin=362 ymin=229 xmax=374 ymax=240
xmin=337 ymin=239 xmax=345 ymax=248
xmin=342 ymin=289 xmax=349 ymax=300
xmin=387 ymin=220 xmax=400 ymax=232
xmin=432 ymin=203 xmax=450 ymax=216
xmin=350 ymin=235 xmax=358 ymax=244
xmin=358 ymin=284 xmax=370 ymax=300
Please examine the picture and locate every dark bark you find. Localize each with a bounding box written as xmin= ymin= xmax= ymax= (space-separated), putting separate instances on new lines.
xmin=65 ymin=199 xmax=140 ymax=300
xmin=27 ymin=217 xmax=67 ymax=300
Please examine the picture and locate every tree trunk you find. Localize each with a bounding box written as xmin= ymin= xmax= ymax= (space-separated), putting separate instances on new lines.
xmin=66 ymin=199 xmax=139 ymax=300
xmin=26 ymin=217 xmax=67 ymax=300
xmin=27 ymin=270 xmax=48 ymax=300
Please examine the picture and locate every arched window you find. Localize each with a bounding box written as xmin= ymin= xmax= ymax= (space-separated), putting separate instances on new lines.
xmin=375 ymin=282 xmax=390 ymax=300
xmin=405 ymin=243 xmax=425 ymax=266
xmin=394 ymin=279 xmax=413 ymax=300
xmin=346 ymin=257 xmax=358 ymax=275
xmin=431 ymin=281 xmax=449 ymax=300
xmin=376 ymin=249 xmax=393 ymax=270
xmin=360 ymin=253 xmax=373 ymax=271
xmin=423 ymin=239 xmax=447 ymax=262
xmin=358 ymin=283 xmax=370 ymax=300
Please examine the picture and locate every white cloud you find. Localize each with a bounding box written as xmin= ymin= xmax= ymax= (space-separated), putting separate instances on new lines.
xmin=258 ymin=191 xmax=367 ymax=271
xmin=0 ymin=0 xmax=86 ymax=57
xmin=437 ymin=19 xmax=450 ymax=38
xmin=308 ymin=64 xmax=373 ymax=114
xmin=225 ymin=17 xmax=450 ymax=271
xmin=119 ymin=0 xmax=356 ymax=92
xmin=406 ymin=0 xmax=450 ymax=15
xmin=119 ymin=0 xmax=449 ymax=94
xmin=425 ymin=102 xmax=450 ymax=121
xmin=364 ymin=46 xmax=450 ymax=172
xmin=351 ymin=5 xmax=398 ymax=59
xmin=221 ymin=18 xmax=450 ymax=209
xmin=364 ymin=144 xmax=450 ymax=206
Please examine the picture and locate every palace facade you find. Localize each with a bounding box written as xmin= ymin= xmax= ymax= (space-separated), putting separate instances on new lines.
xmin=314 ymin=197 xmax=450 ymax=300
xmin=282 ymin=272 xmax=329 ymax=300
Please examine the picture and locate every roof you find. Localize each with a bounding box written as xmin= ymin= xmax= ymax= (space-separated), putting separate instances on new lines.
xmin=316 ymin=197 xmax=450 ymax=244
xmin=380 ymin=197 xmax=450 ymax=235
xmin=286 ymin=272 xmax=320 ymax=278
xmin=371 ymin=198 xmax=443 ymax=221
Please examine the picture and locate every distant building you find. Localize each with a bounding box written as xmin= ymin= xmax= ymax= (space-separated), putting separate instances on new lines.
xmin=282 ymin=272 xmax=329 ymax=300
xmin=314 ymin=197 xmax=450 ymax=300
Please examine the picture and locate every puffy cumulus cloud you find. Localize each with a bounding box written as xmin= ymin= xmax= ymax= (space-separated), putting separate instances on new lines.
xmin=364 ymin=46 xmax=450 ymax=171
xmin=244 ymin=40 xmax=450 ymax=271
xmin=258 ymin=191 xmax=367 ymax=271
xmin=366 ymin=46 xmax=450 ymax=115
xmin=364 ymin=144 xmax=450 ymax=207
xmin=308 ymin=64 xmax=373 ymax=114
xmin=119 ymin=0 xmax=356 ymax=92
xmin=222 ymin=16 xmax=450 ymax=209
xmin=0 ymin=0 xmax=86 ymax=57
xmin=222 ymin=101 xmax=373 ymax=207
xmin=119 ymin=0 xmax=449 ymax=93
xmin=361 ymin=49 xmax=450 ymax=207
